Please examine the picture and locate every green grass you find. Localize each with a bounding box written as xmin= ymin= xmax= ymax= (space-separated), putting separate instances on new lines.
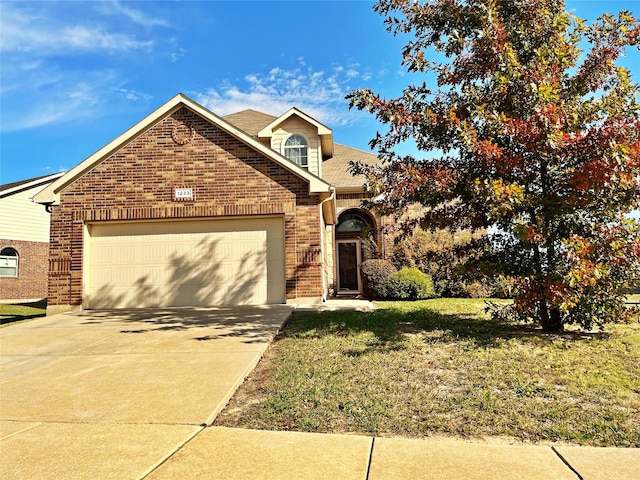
xmin=0 ymin=300 xmax=46 ymax=327
xmin=216 ymin=298 xmax=640 ymax=447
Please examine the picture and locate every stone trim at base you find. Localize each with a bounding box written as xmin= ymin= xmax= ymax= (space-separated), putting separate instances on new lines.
xmin=47 ymin=304 xmax=83 ymax=316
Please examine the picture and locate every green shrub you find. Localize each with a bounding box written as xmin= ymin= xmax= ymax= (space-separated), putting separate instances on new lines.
xmin=391 ymin=228 xmax=458 ymax=282
xmin=437 ymin=279 xmax=465 ymax=298
xmin=382 ymin=267 xmax=435 ymax=300
xmin=461 ymin=280 xmax=493 ymax=298
xmin=391 ymin=227 xmax=486 ymax=297
xmin=360 ymin=259 xmax=397 ymax=299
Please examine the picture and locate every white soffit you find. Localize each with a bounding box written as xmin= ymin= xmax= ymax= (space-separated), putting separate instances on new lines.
xmin=257 ymin=107 xmax=334 ymax=157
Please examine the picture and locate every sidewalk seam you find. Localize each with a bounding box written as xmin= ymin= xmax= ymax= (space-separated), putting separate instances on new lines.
xmin=138 ymin=425 xmax=205 ymax=480
xmin=551 ymin=446 xmax=583 ymax=480
xmin=365 ymin=437 xmax=375 ymax=480
xmin=0 ymin=421 xmax=42 ymax=440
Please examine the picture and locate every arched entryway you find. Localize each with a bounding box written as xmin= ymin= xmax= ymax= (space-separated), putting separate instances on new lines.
xmin=335 ymin=209 xmax=376 ymax=294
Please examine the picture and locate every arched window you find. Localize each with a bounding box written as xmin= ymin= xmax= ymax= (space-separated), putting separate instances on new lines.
xmin=283 ymin=135 xmax=308 ymax=167
xmin=336 ymin=213 xmax=369 ymax=233
xmin=0 ymin=247 xmax=19 ymax=278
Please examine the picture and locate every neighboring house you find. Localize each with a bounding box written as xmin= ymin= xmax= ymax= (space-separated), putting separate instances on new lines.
xmin=33 ymin=94 xmax=387 ymax=314
xmin=0 ymin=173 xmax=64 ymax=302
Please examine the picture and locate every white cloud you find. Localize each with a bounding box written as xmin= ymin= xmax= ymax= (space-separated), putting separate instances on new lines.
xmin=42 ymin=165 xmax=68 ymax=174
xmin=62 ymin=25 xmax=153 ymax=53
xmin=169 ymin=42 xmax=187 ymax=62
xmin=3 ymin=82 xmax=102 ymax=132
xmin=194 ymin=64 xmax=370 ymax=127
xmin=0 ymin=68 xmax=154 ymax=133
xmin=96 ymin=1 xmax=169 ymax=28
xmin=195 ymin=87 xmax=291 ymax=117
xmin=0 ymin=3 xmax=155 ymax=54
xmin=20 ymin=60 xmax=42 ymax=71
xmin=113 ymin=87 xmax=154 ymax=102
xmin=0 ymin=2 xmax=162 ymax=132
xmin=0 ymin=61 xmax=62 ymax=96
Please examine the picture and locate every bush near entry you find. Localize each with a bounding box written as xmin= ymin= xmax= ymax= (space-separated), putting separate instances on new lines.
xmin=360 ymin=259 xmax=397 ymax=299
xmin=390 ymin=227 xmax=497 ymax=298
xmin=382 ymin=267 xmax=435 ymax=300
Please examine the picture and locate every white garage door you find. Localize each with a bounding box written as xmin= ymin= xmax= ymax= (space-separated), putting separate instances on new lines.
xmin=85 ymin=217 xmax=285 ymax=309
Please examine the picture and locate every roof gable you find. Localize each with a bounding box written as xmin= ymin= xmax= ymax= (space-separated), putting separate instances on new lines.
xmin=257 ymin=108 xmax=333 ymax=159
xmin=221 ymin=108 xmax=381 ymax=190
xmin=34 ymin=94 xmax=332 ymax=205
xmin=257 ymin=107 xmax=332 ymax=137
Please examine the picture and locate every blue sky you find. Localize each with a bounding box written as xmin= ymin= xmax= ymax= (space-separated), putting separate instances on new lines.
xmin=1 ymin=0 xmax=639 ymax=185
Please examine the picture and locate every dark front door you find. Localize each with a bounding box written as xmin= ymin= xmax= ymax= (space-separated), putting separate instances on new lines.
xmin=338 ymin=241 xmax=360 ymax=292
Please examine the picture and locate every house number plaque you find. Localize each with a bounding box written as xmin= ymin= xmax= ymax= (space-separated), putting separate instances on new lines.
xmin=174 ymin=187 xmax=194 ymax=200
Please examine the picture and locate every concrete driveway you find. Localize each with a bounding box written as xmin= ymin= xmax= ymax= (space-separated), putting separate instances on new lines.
xmin=0 ymin=305 xmax=293 ymax=479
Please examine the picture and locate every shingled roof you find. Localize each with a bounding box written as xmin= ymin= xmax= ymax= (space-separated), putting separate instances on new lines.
xmin=223 ymin=109 xmax=379 ymax=189
xmin=0 ymin=172 xmax=64 ymax=198
xmin=322 ymin=143 xmax=380 ymax=189
xmin=223 ymin=109 xmax=277 ymax=137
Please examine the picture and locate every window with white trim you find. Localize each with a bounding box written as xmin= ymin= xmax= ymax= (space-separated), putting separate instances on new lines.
xmin=283 ymin=134 xmax=308 ymax=167
xmin=0 ymin=247 xmax=18 ymax=278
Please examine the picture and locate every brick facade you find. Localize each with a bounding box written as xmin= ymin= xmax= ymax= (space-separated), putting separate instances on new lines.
xmin=48 ymin=107 xmax=323 ymax=308
xmin=0 ymin=239 xmax=49 ymax=301
xmin=336 ymin=191 xmax=387 ymax=255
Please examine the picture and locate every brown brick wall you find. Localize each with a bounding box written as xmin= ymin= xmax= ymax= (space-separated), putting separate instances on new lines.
xmin=336 ymin=192 xmax=389 ymax=256
xmin=0 ymin=239 xmax=49 ymax=300
xmin=49 ymin=107 xmax=323 ymax=307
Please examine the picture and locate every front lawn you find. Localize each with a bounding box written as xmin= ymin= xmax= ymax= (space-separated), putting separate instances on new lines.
xmin=0 ymin=300 xmax=46 ymax=327
xmin=216 ymin=298 xmax=640 ymax=447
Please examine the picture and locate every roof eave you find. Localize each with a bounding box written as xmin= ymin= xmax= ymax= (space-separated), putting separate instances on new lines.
xmin=257 ymin=108 xmax=333 ymax=137
xmin=1 ymin=172 xmax=65 ymax=199
xmin=335 ymin=185 xmax=367 ymax=194
xmin=34 ymin=94 xmax=333 ymax=204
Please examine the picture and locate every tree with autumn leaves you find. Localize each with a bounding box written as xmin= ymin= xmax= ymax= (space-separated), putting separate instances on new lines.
xmin=348 ymin=0 xmax=640 ymax=331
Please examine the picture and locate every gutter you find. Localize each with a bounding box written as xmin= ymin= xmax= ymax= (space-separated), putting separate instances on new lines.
xmin=319 ymin=187 xmax=336 ymax=302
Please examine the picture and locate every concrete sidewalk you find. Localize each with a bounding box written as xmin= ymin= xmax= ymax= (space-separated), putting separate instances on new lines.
xmin=2 ymin=421 xmax=638 ymax=479
xmin=146 ymin=426 xmax=639 ymax=479
xmin=2 ymin=302 xmax=638 ymax=479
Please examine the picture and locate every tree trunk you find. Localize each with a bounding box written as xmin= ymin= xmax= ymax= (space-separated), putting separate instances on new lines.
xmin=541 ymin=305 xmax=564 ymax=332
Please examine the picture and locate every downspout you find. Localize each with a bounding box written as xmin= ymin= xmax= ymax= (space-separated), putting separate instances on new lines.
xmin=319 ymin=187 xmax=336 ymax=302
xmin=380 ymin=213 xmax=385 ymax=259
xmin=372 ymin=193 xmax=386 ymax=258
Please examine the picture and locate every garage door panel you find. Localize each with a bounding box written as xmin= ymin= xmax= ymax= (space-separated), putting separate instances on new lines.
xmin=86 ymin=218 xmax=284 ymax=308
